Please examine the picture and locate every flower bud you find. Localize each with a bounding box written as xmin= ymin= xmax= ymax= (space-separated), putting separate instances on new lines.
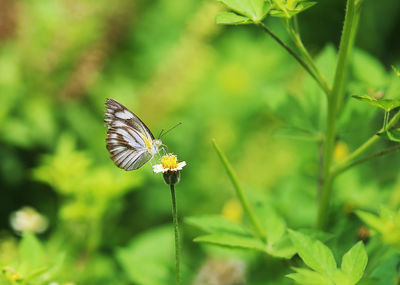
xmin=163 ymin=170 xmax=181 ymax=185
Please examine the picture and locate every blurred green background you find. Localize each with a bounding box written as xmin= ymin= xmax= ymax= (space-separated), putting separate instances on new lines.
xmin=0 ymin=0 xmax=400 ymax=284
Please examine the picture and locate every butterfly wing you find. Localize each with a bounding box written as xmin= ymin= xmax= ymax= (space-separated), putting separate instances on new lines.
xmin=104 ymin=98 xmax=155 ymax=141
xmin=104 ymin=99 xmax=155 ymax=170
xmin=106 ymin=126 xmax=152 ymax=170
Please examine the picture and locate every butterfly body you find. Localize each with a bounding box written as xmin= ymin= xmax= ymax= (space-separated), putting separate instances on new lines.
xmin=104 ymin=98 xmax=162 ymax=170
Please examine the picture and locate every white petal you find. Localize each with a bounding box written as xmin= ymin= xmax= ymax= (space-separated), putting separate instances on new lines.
xmin=176 ymin=161 xmax=186 ymax=170
xmin=152 ymin=164 xmax=165 ymax=173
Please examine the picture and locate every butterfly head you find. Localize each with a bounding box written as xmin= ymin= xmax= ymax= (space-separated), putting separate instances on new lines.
xmin=150 ymin=139 xmax=163 ymax=155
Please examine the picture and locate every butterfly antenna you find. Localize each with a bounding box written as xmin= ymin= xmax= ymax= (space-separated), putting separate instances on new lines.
xmin=159 ymin=122 xmax=182 ymax=139
xmin=158 ymin=128 xmax=165 ymax=139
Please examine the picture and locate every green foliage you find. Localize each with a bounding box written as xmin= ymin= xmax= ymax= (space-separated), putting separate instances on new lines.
xmin=215 ymin=12 xmax=252 ymax=25
xmin=116 ymin=226 xmax=175 ymax=285
xmin=216 ymin=0 xmax=270 ymax=23
xmin=369 ymin=255 xmax=400 ymax=285
xmin=187 ymin=215 xmax=266 ymax=251
xmin=352 ymin=49 xmax=388 ymax=88
xmin=269 ymin=0 xmax=317 ymax=18
xmin=351 ymin=95 xmax=400 ymax=112
xmin=341 ymin=242 xmax=368 ymax=284
xmin=357 ymin=207 xmax=400 ymax=250
xmin=385 ymin=129 xmax=400 ymax=142
xmin=288 ymin=231 xmax=368 ymax=285
xmin=33 ymin=135 xmax=141 ymax=221
xmin=392 ymin=66 xmax=400 ymax=78
xmin=1 ymin=233 xmax=65 ymax=285
xmin=188 ymin=206 xmax=296 ymax=258
xmin=215 ymin=0 xmax=316 ymax=25
xmin=0 ymin=0 xmax=399 ymax=284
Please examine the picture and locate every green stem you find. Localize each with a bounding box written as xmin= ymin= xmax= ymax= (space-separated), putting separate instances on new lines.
xmin=211 ymin=139 xmax=266 ymax=241
xmin=286 ymin=18 xmax=331 ymax=95
xmin=317 ymin=0 xmax=360 ymax=230
xmin=332 ymin=109 xmax=400 ymax=175
xmin=257 ymin=22 xmax=330 ymax=96
xmin=333 ymin=144 xmax=400 ymax=176
xmin=170 ymin=184 xmax=180 ymax=285
xmin=383 ymin=111 xmax=389 ymax=130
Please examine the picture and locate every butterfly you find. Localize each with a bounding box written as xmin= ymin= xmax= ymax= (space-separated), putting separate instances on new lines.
xmin=104 ymin=98 xmax=162 ymax=170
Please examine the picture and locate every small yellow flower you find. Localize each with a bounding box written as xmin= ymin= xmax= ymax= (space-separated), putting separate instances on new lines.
xmin=333 ymin=141 xmax=349 ymax=163
xmin=153 ymin=153 xmax=186 ymax=185
xmin=222 ymin=199 xmax=243 ymax=223
xmin=11 ymin=273 xmax=21 ymax=281
xmin=153 ymin=153 xmax=186 ymax=173
xmin=2 ymin=266 xmax=22 ymax=282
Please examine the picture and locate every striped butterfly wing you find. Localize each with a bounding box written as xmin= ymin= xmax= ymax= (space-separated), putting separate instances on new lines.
xmin=106 ymin=127 xmax=152 ymax=170
xmin=105 ymin=98 xmax=155 ymax=141
xmin=104 ymin=99 xmax=154 ymax=170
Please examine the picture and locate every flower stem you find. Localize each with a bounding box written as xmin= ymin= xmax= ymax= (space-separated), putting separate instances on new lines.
xmin=170 ymin=184 xmax=180 ymax=285
xmin=211 ymin=139 xmax=266 ymax=241
xmin=383 ymin=111 xmax=389 ymax=130
xmin=317 ymin=0 xmax=360 ymax=230
xmin=333 ymin=144 xmax=400 ymax=176
xmin=286 ymin=18 xmax=331 ymax=94
xmin=332 ymin=109 xmax=400 ymax=176
xmin=258 ymin=22 xmax=330 ymax=96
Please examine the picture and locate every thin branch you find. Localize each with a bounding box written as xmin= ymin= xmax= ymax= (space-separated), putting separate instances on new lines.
xmin=170 ymin=184 xmax=180 ymax=285
xmin=332 ymin=109 xmax=400 ymax=174
xmin=285 ymin=18 xmax=332 ymax=94
xmin=211 ymin=139 xmax=266 ymax=242
xmin=333 ymin=144 xmax=400 ymax=177
xmin=258 ymin=22 xmax=331 ymax=96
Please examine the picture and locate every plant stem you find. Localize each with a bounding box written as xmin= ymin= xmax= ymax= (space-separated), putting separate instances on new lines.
xmin=383 ymin=111 xmax=389 ymax=130
xmin=170 ymin=184 xmax=180 ymax=285
xmin=286 ymin=18 xmax=331 ymax=95
xmin=211 ymin=139 xmax=266 ymax=241
xmin=317 ymin=0 xmax=360 ymax=230
xmin=332 ymin=109 xmax=400 ymax=175
xmin=257 ymin=22 xmax=330 ymax=96
xmin=333 ymin=145 xmax=400 ymax=176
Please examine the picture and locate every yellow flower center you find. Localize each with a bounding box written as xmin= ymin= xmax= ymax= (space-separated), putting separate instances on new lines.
xmin=161 ymin=154 xmax=178 ymax=169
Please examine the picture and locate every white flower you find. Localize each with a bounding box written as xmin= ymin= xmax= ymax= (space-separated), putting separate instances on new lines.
xmin=10 ymin=206 xmax=48 ymax=234
xmin=153 ymin=153 xmax=186 ymax=185
xmin=153 ymin=153 xmax=186 ymax=173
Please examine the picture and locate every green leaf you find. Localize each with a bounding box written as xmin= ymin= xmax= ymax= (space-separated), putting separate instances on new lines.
xmin=352 ymin=95 xmax=400 ymax=112
xmin=379 ymin=206 xmax=396 ymax=221
xmin=341 ymin=242 xmax=368 ymax=284
xmin=287 ymin=267 xmax=334 ymax=285
xmin=270 ymin=1 xmax=316 ymax=18
xmin=289 ymin=230 xmax=337 ymax=277
xmin=266 ymin=234 xmax=296 ymax=259
xmin=353 ymin=49 xmax=388 ymax=88
xmin=194 ymin=232 xmax=265 ymax=251
xmin=116 ymin=226 xmax=175 ymax=285
xmin=274 ymin=127 xmax=321 ymax=141
xmin=333 ymin=269 xmax=353 ymax=285
xmin=370 ymin=255 xmax=400 ymax=285
xmin=356 ymin=210 xmax=386 ymax=233
xmin=392 ymin=65 xmax=400 ymax=78
xmin=386 ymin=129 xmax=400 ymax=142
xmin=215 ymin=12 xmax=252 ymax=25
xmin=19 ymin=233 xmax=45 ymax=271
xmin=217 ymin=0 xmax=270 ymax=23
xmin=263 ymin=207 xmax=286 ymax=246
xmin=185 ymin=215 xmax=250 ymax=235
